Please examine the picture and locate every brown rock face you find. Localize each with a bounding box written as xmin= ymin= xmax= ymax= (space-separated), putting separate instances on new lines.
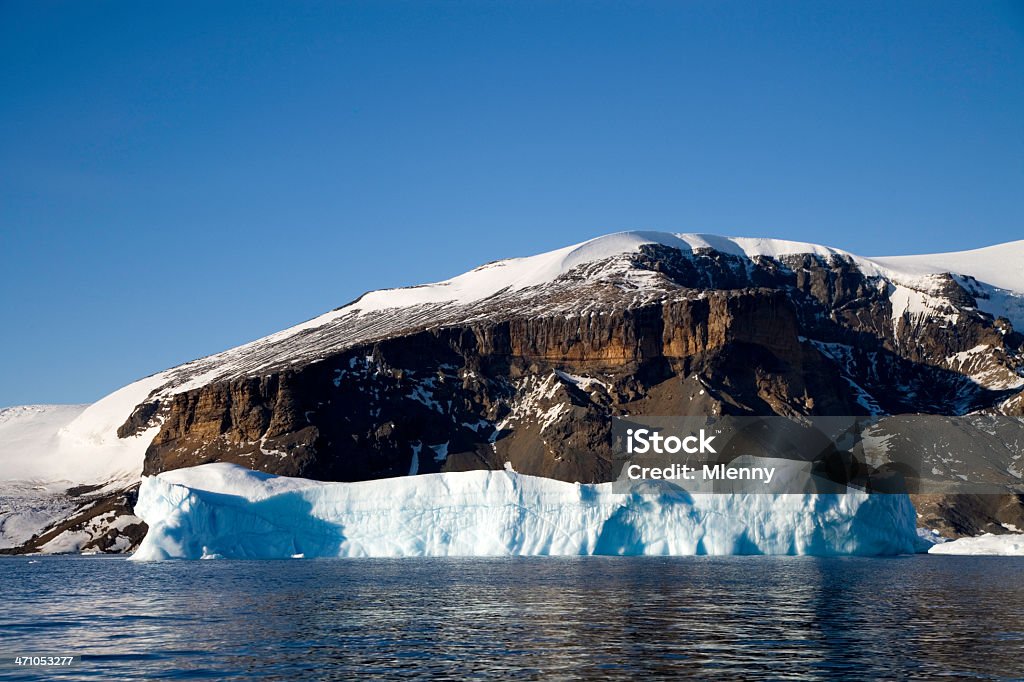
xmin=122 ymin=246 xmax=1024 ymax=535
xmin=0 ymin=484 xmax=145 ymax=555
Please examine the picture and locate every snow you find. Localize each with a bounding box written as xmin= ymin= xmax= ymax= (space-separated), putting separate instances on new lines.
xmin=408 ymin=442 xmax=421 ymax=476
xmin=946 ymin=344 xmax=1024 ymax=390
xmin=317 ymin=232 xmax=876 ymax=317
xmin=429 ymin=442 xmax=448 ymax=462
xmin=131 ymin=463 xmax=923 ymax=560
xmin=0 ymin=375 xmax=168 ymax=549
xmin=971 ymin=285 xmax=1024 ymax=331
xmin=888 ymin=278 xmax=957 ymax=324
xmin=336 ymin=231 xmax=1023 ymax=322
xmin=127 ymin=231 xmax=1024 ymax=398
xmin=0 ymin=493 xmax=73 ymax=549
xmin=36 ymin=510 xmax=143 ymax=554
xmin=554 ymin=369 xmax=610 ymax=392
xmin=928 ymin=533 xmax=1024 ymax=556
xmin=497 ymin=373 xmax=568 ymax=433
xmin=871 ymin=240 xmax=1024 ymax=294
xmin=0 ymin=405 xmax=89 ymax=483
xmin=325 ymin=232 xmax=1023 ymax=319
xmin=0 ymin=372 xmax=168 ymax=486
xmin=874 ymin=241 xmax=1024 ymax=330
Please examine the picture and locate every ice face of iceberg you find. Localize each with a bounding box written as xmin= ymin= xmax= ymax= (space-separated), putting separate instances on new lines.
xmin=130 ymin=463 xmax=924 ymax=560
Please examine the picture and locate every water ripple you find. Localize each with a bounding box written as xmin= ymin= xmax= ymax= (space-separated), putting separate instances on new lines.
xmin=0 ymin=555 xmax=1022 ymax=680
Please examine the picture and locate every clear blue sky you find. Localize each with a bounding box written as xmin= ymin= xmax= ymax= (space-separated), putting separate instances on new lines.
xmin=1 ymin=1 xmax=1022 ymax=406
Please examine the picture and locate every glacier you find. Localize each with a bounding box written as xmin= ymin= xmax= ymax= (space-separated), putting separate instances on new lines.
xmin=130 ymin=463 xmax=924 ymax=560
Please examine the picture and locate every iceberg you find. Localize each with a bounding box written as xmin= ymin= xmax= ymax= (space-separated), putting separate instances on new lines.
xmin=131 ymin=464 xmax=924 ymax=559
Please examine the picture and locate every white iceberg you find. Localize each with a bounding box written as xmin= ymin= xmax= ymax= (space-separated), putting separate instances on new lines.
xmin=130 ymin=463 xmax=924 ymax=559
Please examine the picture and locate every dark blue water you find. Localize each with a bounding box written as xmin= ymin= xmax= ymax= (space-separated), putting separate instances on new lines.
xmin=1 ymin=555 xmax=1022 ymax=680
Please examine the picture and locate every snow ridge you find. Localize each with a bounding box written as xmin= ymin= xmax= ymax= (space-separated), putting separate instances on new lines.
xmin=144 ymin=232 xmax=1024 ymax=398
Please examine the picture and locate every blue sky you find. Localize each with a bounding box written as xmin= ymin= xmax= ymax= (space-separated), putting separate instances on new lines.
xmin=1 ymin=1 xmax=1022 ymax=405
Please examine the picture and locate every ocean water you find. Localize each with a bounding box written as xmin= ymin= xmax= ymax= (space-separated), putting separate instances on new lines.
xmin=1 ymin=555 xmax=1022 ymax=680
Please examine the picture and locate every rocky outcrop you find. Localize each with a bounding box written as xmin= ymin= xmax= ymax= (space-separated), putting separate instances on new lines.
xmin=0 ymin=484 xmax=145 ymax=555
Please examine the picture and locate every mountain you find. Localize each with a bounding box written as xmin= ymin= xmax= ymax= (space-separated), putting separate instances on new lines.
xmin=3 ymin=231 xmax=1024 ymax=553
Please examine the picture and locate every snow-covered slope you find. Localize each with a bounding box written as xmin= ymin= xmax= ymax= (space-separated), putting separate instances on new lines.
xmin=148 ymin=232 xmax=1024 ymax=397
xmin=0 ymin=375 xmax=168 ymax=550
xmin=871 ymin=241 xmax=1024 ymax=294
xmin=0 ymin=374 xmax=168 ymax=486
xmin=0 ymin=405 xmax=89 ymax=479
xmin=283 ymin=233 xmax=1024 ymax=315
xmin=130 ymin=463 xmax=923 ymax=559
xmin=873 ymin=240 xmax=1024 ymax=331
xmin=928 ymin=532 xmax=1024 ymax=556
xmin=152 ymin=232 xmax=874 ymax=394
xmin=347 ymin=232 xmax=871 ymax=312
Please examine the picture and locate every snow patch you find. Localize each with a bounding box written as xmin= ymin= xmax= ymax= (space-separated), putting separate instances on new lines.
xmin=429 ymin=442 xmax=449 ymax=462
xmin=554 ymin=369 xmax=610 ymax=392
xmin=928 ymin=533 xmax=1024 ymax=556
xmin=408 ymin=442 xmax=422 ymax=476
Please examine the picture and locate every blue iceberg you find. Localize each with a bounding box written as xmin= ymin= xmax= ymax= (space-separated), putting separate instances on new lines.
xmin=130 ymin=463 xmax=924 ymax=560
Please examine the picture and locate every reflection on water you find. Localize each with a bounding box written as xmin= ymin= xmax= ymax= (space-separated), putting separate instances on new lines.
xmin=1 ymin=556 xmax=1022 ymax=680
